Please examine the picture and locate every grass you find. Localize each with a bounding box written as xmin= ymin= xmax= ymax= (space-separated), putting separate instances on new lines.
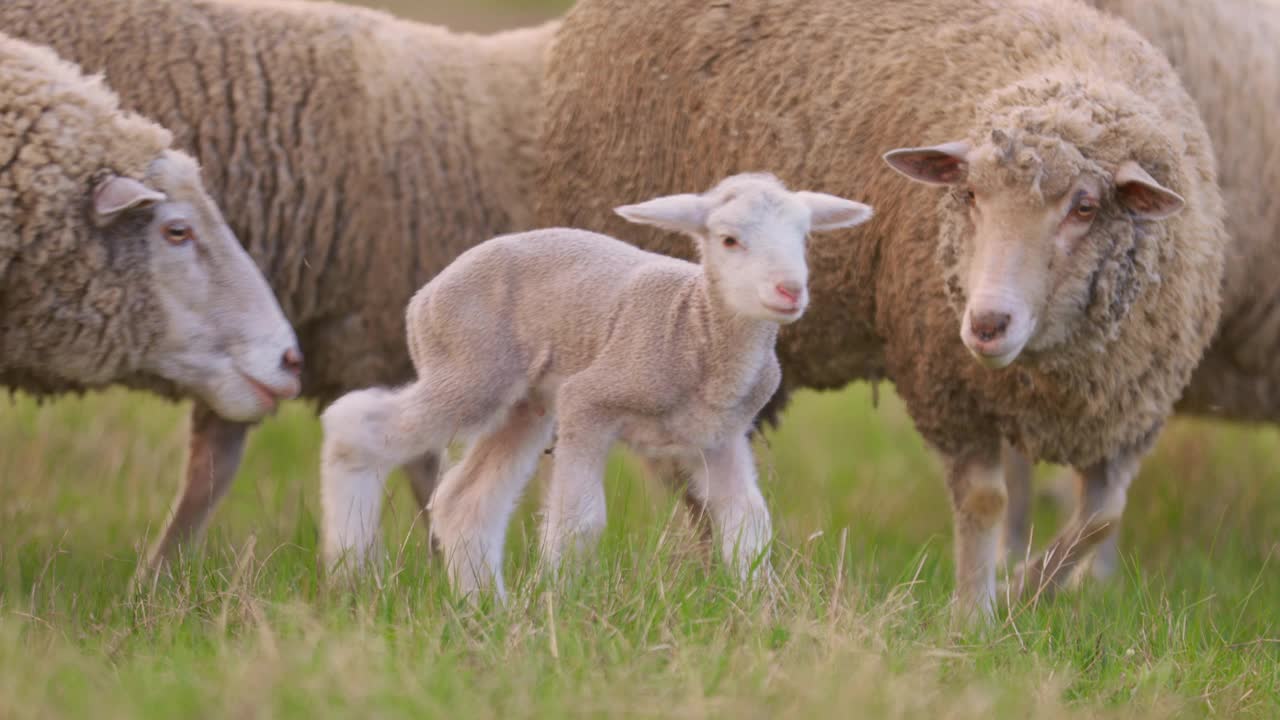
xmin=1 ymin=385 xmax=1278 ymax=719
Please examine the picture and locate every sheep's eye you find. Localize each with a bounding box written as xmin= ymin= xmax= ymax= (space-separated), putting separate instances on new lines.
xmin=963 ymin=189 xmax=976 ymax=207
xmin=1072 ymin=201 xmax=1098 ymax=221
xmin=163 ymin=221 xmax=194 ymax=245
xmin=722 ymin=235 xmax=739 ymax=248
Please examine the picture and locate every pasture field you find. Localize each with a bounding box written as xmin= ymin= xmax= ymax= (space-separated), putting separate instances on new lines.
xmin=3 ymin=386 xmax=1278 ymax=719
xmin=2 ymin=0 xmax=1278 ymax=718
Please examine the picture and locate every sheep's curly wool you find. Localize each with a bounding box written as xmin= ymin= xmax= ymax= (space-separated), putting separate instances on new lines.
xmin=537 ymin=0 xmax=1226 ymax=468
xmin=0 ymin=33 xmax=173 ymax=392
xmin=1 ymin=0 xmax=558 ymax=405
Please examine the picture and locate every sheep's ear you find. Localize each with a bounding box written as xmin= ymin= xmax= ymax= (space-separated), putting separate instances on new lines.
xmin=1114 ymin=161 xmax=1184 ymax=220
xmin=93 ymin=175 xmax=165 ymax=227
xmin=882 ymin=141 xmax=971 ymax=186
xmin=796 ymin=192 xmax=873 ymax=232
xmin=614 ymin=193 xmax=710 ymax=235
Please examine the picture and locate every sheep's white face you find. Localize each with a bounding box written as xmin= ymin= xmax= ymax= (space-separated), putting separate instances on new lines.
xmin=615 ymin=174 xmax=873 ymax=324
xmin=885 ymin=139 xmax=1185 ymax=368
xmin=95 ymin=151 xmax=302 ymax=421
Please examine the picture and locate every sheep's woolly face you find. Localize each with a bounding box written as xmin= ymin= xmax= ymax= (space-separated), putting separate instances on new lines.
xmin=105 ymin=151 xmax=303 ymax=421
xmin=884 ymin=81 xmax=1186 ymax=369
xmin=614 ymin=173 xmax=873 ymax=323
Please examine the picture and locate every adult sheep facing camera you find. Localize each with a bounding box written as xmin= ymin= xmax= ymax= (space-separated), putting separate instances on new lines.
xmin=0 ymin=0 xmax=558 ymax=567
xmin=0 ymin=33 xmax=301 ymax=438
xmin=536 ymin=0 xmax=1226 ymax=621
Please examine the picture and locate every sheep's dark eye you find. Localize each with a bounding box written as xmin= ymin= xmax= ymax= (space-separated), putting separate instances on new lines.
xmin=963 ymin=189 xmax=976 ymax=206
xmin=722 ymin=235 xmax=739 ymax=248
xmin=163 ymin=221 xmax=194 ymax=246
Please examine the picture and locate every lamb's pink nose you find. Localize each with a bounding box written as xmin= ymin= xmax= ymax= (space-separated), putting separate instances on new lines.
xmin=775 ymin=282 xmax=802 ymax=304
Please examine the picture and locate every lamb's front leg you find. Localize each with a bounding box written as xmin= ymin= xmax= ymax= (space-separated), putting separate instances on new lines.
xmin=683 ymin=434 xmax=773 ymax=584
xmin=944 ymin=449 xmax=1007 ymax=625
xmin=1008 ymin=447 xmax=1142 ymax=600
xmin=539 ymin=408 xmax=615 ymax=574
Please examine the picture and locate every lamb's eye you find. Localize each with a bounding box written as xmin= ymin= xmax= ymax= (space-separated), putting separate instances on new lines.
xmin=722 ymin=235 xmax=739 ymax=248
xmin=963 ymin=189 xmax=976 ymax=206
xmin=163 ymin=221 xmax=194 ymax=246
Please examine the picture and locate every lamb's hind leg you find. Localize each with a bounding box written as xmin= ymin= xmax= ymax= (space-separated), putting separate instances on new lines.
xmin=430 ymin=395 xmax=555 ymax=599
xmin=1008 ymin=447 xmax=1142 ymax=600
xmin=320 ymin=374 xmax=499 ymax=575
xmin=404 ymin=453 xmax=443 ymax=538
xmin=539 ymin=396 xmax=616 ymax=574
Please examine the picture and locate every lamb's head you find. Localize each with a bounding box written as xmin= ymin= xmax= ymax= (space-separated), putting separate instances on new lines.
xmin=92 ymin=150 xmax=302 ymax=421
xmin=883 ymin=81 xmax=1186 ymax=369
xmin=613 ymin=173 xmax=872 ymax=323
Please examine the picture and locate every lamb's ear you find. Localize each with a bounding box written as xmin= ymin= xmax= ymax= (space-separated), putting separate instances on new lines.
xmin=1114 ymin=161 xmax=1184 ymax=220
xmin=614 ymin=193 xmax=710 ymax=235
xmin=93 ymin=175 xmax=165 ymax=227
xmin=882 ymin=141 xmax=971 ymax=186
xmin=796 ymin=192 xmax=873 ymax=232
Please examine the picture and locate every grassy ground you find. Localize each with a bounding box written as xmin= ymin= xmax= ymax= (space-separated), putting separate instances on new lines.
xmin=2 ymin=385 xmax=1278 ymax=719
xmin=3 ymin=1 xmax=1278 ymax=718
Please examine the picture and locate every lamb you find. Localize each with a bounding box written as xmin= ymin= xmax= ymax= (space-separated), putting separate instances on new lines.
xmin=0 ymin=0 xmax=559 ymax=566
xmin=319 ymin=173 xmax=873 ymax=596
xmin=536 ymin=0 xmax=1227 ymax=620
xmin=1001 ymin=0 xmax=1280 ymax=579
xmin=0 ymin=34 xmax=300 ymax=437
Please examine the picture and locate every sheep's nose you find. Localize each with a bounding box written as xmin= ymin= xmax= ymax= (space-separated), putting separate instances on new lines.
xmin=775 ymin=281 xmax=802 ymax=304
xmin=281 ymin=347 xmax=304 ymax=377
xmin=969 ymin=311 xmax=1011 ymax=342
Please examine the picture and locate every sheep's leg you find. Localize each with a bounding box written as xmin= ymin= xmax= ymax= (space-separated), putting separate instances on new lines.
xmin=145 ymin=404 xmax=250 ymax=570
xmin=945 ymin=451 xmax=1007 ymax=625
xmin=1008 ymin=449 xmax=1141 ymax=600
xmin=682 ymin=434 xmax=772 ymax=584
xmin=403 ymin=453 xmax=443 ymax=526
xmin=1037 ymin=465 xmax=1122 ymax=583
xmin=641 ymin=454 xmax=715 ymax=545
xmin=320 ymin=376 xmax=498 ymax=575
xmin=538 ymin=404 xmax=615 ymax=574
xmin=1088 ymin=527 xmax=1121 ymax=581
xmin=430 ymin=397 xmax=554 ymax=600
xmin=1001 ymin=442 xmax=1034 ymax=564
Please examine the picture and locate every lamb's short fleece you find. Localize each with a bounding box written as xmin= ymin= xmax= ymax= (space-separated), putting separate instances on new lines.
xmin=320 ymin=174 xmax=872 ymax=596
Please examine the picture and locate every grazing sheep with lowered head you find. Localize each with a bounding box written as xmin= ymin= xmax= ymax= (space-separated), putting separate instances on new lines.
xmin=0 ymin=32 xmax=300 ymax=429
xmin=0 ymin=0 xmax=557 ymax=567
xmin=320 ymin=173 xmax=872 ymax=596
xmin=1002 ymin=0 xmax=1280 ymax=580
xmin=536 ymin=0 xmax=1227 ymax=621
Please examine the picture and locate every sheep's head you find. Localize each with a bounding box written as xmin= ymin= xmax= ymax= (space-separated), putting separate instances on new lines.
xmin=883 ymin=82 xmax=1186 ymax=368
xmin=90 ymin=150 xmax=303 ymax=420
xmin=613 ymin=173 xmax=872 ymax=323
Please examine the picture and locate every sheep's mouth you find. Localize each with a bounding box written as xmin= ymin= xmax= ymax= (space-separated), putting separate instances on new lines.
xmin=760 ymin=301 xmax=804 ymax=321
xmin=236 ymin=369 xmax=298 ymax=411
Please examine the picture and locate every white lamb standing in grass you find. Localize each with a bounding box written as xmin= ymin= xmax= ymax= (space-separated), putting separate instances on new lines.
xmin=319 ymin=173 xmax=872 ymax=596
